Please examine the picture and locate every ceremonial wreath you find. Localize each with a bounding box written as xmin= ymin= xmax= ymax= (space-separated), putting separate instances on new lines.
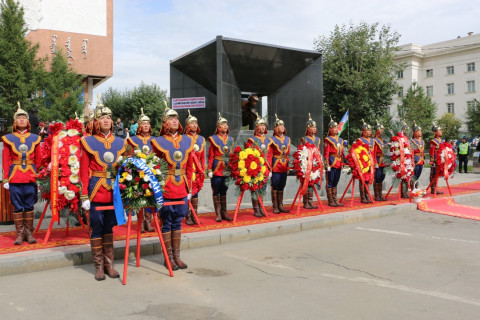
xmin=436 ymin=142 xmax=456 ymax=177
xmin=229 ymin=145 xmax=269 ymax=192
xmin=292 ymin=143 xmax=323 ymax=186
xmin=346 ymin=140 xmax=373 ymax=181
xmin=37 ymin=119 xmax=83 ymax=221
xmin=387 ymin=135 xmax=414 ymax=180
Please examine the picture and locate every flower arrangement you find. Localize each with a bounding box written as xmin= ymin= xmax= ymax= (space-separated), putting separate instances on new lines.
xmin=292 ymin=143 xmax=323 ymax=186
xmin=229 ymin=145 xmax=270 ymax=192
xmin=114 ymin=150 xmax=167 ymax=213
xmin=436 ymin=142 xmax=456 ymax=177
xmin=346 ymin=140 xmax=373 ymax=181
xmin=387 ymin=134 xmax=414 ymax=180
xmin=37 ymin=119 xmax=83 ymax=220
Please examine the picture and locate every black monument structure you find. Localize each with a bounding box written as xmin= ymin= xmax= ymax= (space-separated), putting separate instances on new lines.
xmin=170 ymin=36 xmax=323 ymax=142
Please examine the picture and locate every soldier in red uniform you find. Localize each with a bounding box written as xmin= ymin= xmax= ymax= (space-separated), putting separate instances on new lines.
xmin=80 ymin=102 xmax=127 ymax=281
xmin=373 ymin=120 xmax=387 ymax=201
xmin=184 ymin=110 xmax=205 ymax=225
xmin=324 ymin=116 xmax=345 ymax=207
xmin=267 ymin=114 xmax=291 ymax=213
xmin=151 ymin=106 xmax=194 ymax=270
xmin=300 ymin=113 xmax=321 ymax=149
xmin=429 ymin=123 xmax=444 ymax=194
xmin=356 ymin=120 xmax=374 ymax=203
xmin=246 ymin=113 xmax=271 ymax=216
xmin=127 ymin=108 xmax=155 ymax=232
xmin=2 ymin=103 xmax=42 ymax=245
xmin=207 ymin=113 xmax=234 ymax=222
xmin=410 ymin=121 xmax=425 ymax=189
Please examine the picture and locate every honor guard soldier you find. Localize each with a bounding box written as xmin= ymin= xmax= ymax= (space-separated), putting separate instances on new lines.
xmin=184 ymin=109 xmax=205 ymax=225
xmin=207 ymin=113 xmax=234 ymax=222
xmin=246 ymin=113 xmax=271 ymax=216
xmin=429 ymin=123 xmax=444 ymax=194
xmin=80 ymin=101 xmax=127 ymax=281
xmin=356 ymin=120 xmax=374 ymax=203
xmin=85 ymin=111 xmax=95 ymax=136
xmin=324 ymin=116 xmax=345 ymax=207
xmin=300 ymin=113 xmax=321 ymax=149
xmin=410 ymin=121 xmax=424 ymax=189
xmin=127 ymin=108 xmax=155 ymax=232
xmin=373 ymin=120 xmax=387 ymax=201
xmin=151 ymin=105 xmax=195 ymax=270
xmin=2 ymin=102 xmax=42 ymax=245
xmin=267 ymin=114 xmax=291 ymax=213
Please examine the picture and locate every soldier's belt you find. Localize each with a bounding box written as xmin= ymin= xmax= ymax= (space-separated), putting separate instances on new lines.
xmin=91 ymin=170 xmax=113 ymax=179
xmin=12 ymin=160 xmax=34 ymax=165
xmin=214 ymin=156 xmax=227 ymax=161
xmin=273 ymin=155 xmax=287 ymax=159
xmin=166 ymin=168 xmax=186 ymax=176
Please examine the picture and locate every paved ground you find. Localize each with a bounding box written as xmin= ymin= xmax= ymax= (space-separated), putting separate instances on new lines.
xmin=1 ymin=198 xmax=480 ymax=320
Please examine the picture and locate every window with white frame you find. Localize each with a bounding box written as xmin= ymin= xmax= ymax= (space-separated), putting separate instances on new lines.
xmin=426 ymin=69 xmax=433 ymax=77
xmin=447 ymin=103 xmax=454 ymax=113
xmin=467 ymin=100 xmax=476 ymax=109
xmin=426 ymin=86 xmax=433 ymax=97
xmin=447 ymin=83 xmax=454 ymax=94
xmin=397 ymin=70 xmax=403 ymax=79
xmin=467 ymin=80 xmax=475 ymax=92
xmin=398 ymin=87 xmax=403 ymax=98
xmin=447 ymin=66 xmax=454 ymax=74
xmin=467 ymin=62 xmax=475 ymax=72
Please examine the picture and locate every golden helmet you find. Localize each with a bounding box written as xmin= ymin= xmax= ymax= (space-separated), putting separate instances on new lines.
xmin=306 ymin=113 xmax=316 ymax=128
xmin=217 ymin=112 xmax=228 ymax=126
xmin=255 ymin=112 xmax=267 ymax=127
xmin=138 ymin=108 xmax=150 ymax=123
xmin=14 ymin=101 xmax=28 ymax=119
xmin=328 ymin=115 xmax=338 ymax=128
xmin=361 ymin=119 xmax=371 ymax=131
xmin=412 ymin=120 xmax=422 ymax=132
xmin=401 ymin=120 xmax=409 ymax=132
xmin=431 ymin=122 xmax=441 ymax=132
xmin=94 ymin=94 xmax=111 ymax=119
xmin=162 ymin=100 xmax=178 ymax=122
xmin=274 ymin=114 xmax=284 ymax=127
xmin=374 ymin=120 xmax=384 ymax=131
xmin=185 ymin=109 xmax=198 ymax=125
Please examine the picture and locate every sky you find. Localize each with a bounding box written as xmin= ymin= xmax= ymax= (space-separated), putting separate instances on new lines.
xmin=94 ymin=0 xmax=480 ymax=104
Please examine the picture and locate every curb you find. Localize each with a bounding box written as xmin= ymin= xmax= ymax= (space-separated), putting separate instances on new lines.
xmin=0 ymin=193 xmax=477 ymax=276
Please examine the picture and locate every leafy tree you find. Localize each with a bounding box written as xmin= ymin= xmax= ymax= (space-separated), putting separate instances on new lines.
xmin=0 ymin=0 xmax=45 ymax=127
xmin=437 ymin=113 xmax=462 ymax=142
xmin=397 ymin=82 xmax=437 ymax=142
xmin=39 ymin=50 xmax=84 ymax=122
xmin=101 ymin=82 xmax=168 ymax=134
xmin=314 ymin=22 xmax=403 ymax=138
xmin=465 ymin=99 xmax=480 ymax=137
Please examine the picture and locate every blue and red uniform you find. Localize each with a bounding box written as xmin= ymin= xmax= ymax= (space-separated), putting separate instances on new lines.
xmin=127 ymin=134 xmax=154 ymax=155
xmin=301 ymin=135 xmax=320 ymax=150
xmin=267 ymin=135 xmax=290 ymax=191
xmin=411 ymin=137 xmax=425 ymax=181
xmin=187 ymin=133 xmax=205 ymax=197
xmin=208 ymin=133 xmax=234 ymax=196
xmin=324 ymin=136 xmax=344 ymax=188
xmin=373 ymin=137 xmax=386 ymax=183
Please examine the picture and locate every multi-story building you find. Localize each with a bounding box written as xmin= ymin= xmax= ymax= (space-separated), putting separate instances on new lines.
xmin=392 ymin=32 xmax=480 ymax=134
xmin=19 ymin=0 xmax=113 ymax=115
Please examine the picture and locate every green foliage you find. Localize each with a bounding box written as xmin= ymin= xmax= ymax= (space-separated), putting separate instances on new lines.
xmin=0 ymin=0 xmax=45 ymax=126
xmin=437 ymin=113 xmax=462 ymax=142
xmin=465 ymin=99 xmax=480 ymax=136
xmin=101 ymin=82 xmax=168 ymax=134
xmin=39 ymin=50 xmax=84 ymax=122
xmin=314 ymin=22 xmax=403 ymax=138
xmin=397 ymin=82 xmax=437 ymax=142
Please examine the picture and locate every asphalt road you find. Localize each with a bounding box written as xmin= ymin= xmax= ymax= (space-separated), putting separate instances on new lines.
xmin=1 ymin=200 xmax=480 ymax=320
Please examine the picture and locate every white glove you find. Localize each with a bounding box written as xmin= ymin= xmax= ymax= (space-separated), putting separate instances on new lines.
xmin=208 ymin=172 xmax=213 ymax=178
xmin=3 ymin=183 xmax=9 ymax=190
xmin=268 ymin=172 xmax=272 ymax=178
xmin=82 ymin=200 xmax=90 ymax=210
xmin=327 ymin=166 xmax=331 ymax=172
xmin=48 ymin=162 xmax=52 ymax=170
xmin=187 ymin=194 xmax=192 ymax=200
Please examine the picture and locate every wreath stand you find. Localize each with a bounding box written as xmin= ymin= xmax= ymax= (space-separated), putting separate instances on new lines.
xmin=96 ymin=200 xmax=184 ymax=285
xmin=424 ymin=172 xmax=452 ymax=198
xmin=385 ymin=179 xmax=413 ymax=202
xmin=232 ymin=191 xmax=270 ymax=224
xmin=289 ymin=185 xmax=324 ymax=215
xmin=35 ymin=200 xmax=88 ymax=245
xmin=339 ymin=177 xmax=374 ymax=207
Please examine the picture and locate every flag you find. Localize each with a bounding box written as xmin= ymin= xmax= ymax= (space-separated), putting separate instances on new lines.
xmin=338 ymin=109 xmax=349 ymax=136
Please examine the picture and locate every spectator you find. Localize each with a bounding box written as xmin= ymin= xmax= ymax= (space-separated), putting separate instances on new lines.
xmin=129 ymin=119 xmax=138 ymax=137
xmin=114 ymin=117 xmax=125 ymax=138
xmin=458 ymin=136 xmax=470 ymax=173
xmin=39 ymin=122 xmax=50 ymax=140
xmin=28 ymin=108 xmax=39 ymax=134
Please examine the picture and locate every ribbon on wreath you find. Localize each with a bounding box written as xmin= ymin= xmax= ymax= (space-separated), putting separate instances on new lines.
xmin=313 ymin=147 xmax=324 ymax=189
xmin=351 ymin=146 xmax=367 ymax=187
xmin=398 ymin=137 xmax=407 ymax=180
xmin=443 ymin=148 xmax=451 ymax=180
xmin=300 ymin=148 xmax=313 ymax=196
xmin=113 ymin=157 xmax=164 ymax=225
xmin=50 ymin=133 xmax=60 ymax=222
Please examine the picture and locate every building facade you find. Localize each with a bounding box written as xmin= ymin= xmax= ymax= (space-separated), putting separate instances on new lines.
xmin=393 ymin=32 xmax=480 ymax=134
xmin=20 ymin=0 xmax=113 ymax=115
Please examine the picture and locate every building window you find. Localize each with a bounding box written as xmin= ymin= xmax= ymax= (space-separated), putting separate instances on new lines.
xmin=398 ymin=87 xmax=403 ymax=98
xmin=467 ymin=62 xmax=475 ymax=72
xmin=467 ymin=80 xmax=475 ymax=92
xmin=397 ymin=70 xmax=403 ymax=79
xmin=447 ymin=103 xmax=454 ymax=114
xmin=447 ymin=83 xmax=454 ymax=94
xmin=447 ymin=66 xmax=454 ymax=74
xmin=467 ymin=100 xmax=476 ymax=109
xmin=426 ymin=69 xmax=433 ymax=77
xmin=426 ymin=86 xmax=433 ymax=97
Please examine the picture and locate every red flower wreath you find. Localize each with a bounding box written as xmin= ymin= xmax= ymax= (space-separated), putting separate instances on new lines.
xmin=292 ymin=143 xmax=323 ymax=187
xmin=436 ymin=142 xmax=456 ymax=177
xmin=388 ymin=134 xmax=414 ymax=180
xmin=229 ymin=145 xmax=270 ymax=192
xmin=346 ymin=141 xmax=373 ymax=181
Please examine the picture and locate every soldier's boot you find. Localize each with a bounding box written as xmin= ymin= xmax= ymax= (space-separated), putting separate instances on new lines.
xmin=102 ymin=233 xmax=120 ymax=278
xmin=278 ymin=191 xmax=290 ymax=213
xmin=172 ymin=230 xmax=188 ymax=269
xmin=13 ymin=212 xmax=25 ymax=245
xmin=271 ymin=190 xmax=280 ymax=214
xmin=90 ymin=237 xmax=105 ymax=281
xmin=162 ymin=232 xmax=178 ymax=271
xmin=24 ymin=211 xmax=37 ymax=244
xmin=220 ymin=195 xmax=233 ymax=221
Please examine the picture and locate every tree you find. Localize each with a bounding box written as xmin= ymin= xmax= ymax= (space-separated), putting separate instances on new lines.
xmin=437 ymin=113 xmax=462 ymax=142
xmin=101 ymin=82 xmax=168 ymax=134
xmin=397 ymin=82 xmax=437 ymax=142
xmin=465 ymin=99 xmax=480 ymax=137
xmin=39 ymin=50 xmax=84 ymax=122
xmin=0 ymin=0 xmax=45 ymax=126
xmin=314 ymin=22 xmax=403 ymax=138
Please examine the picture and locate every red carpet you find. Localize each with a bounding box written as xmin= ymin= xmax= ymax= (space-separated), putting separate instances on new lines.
xmin=1 ymin=181 xmax=479 ymax=255
xmin=417 ymin=197 xmax=480 ymax=220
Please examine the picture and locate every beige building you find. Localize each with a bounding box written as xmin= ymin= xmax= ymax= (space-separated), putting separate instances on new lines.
xmin=393 ymin=32 xmax=480 ymax=134
xmin=20 ymin=0 xmax=113 ymax=115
